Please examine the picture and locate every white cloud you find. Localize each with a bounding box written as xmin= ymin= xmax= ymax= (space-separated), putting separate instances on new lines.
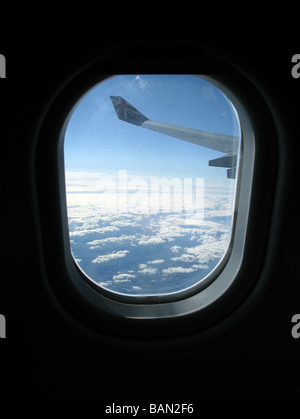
xmin=162 ymin=266 xmax=196 ymax=275
xmin=138 ymin=236 xmax=166 ymax=245
xmin=70 ymin=225 xmax=119 ymax=238
xmin=92 ymin=250 xmax=129 ymax=264
xmin=98 ymin=281 xmax=113 ymax=287
xmin=110 ymin=219 xmax=142 ymax=228
xmin=170 ymin=245 xmax=181 ymax=253
xmin=112 ymin=273 xmax=136 ymax=282
xmin=147 ymin=259 xmax=164 ymax=264
xmin=192 ymin=263 xmax=208 ymax=270
xmin=87 ymin=235 xmax=137 ymax=248
xmin=170 ymin=254 xmax=197 ymax=263
xmin=138 ymin=267 xmax=158 ymax=275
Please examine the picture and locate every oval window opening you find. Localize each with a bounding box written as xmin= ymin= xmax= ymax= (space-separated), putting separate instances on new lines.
xmin=64 ymin=75 xmax=242 ymax=298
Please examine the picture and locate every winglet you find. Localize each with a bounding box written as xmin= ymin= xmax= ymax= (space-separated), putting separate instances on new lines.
xmin=110 ymin=96 xmax=149 ymax=126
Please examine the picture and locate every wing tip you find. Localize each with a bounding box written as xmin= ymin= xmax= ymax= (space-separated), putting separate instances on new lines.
xmin=110 ymin=96 xmax=149 ymax=126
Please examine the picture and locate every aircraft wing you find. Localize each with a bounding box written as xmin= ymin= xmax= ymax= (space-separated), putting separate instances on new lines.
xmin=110 ymin=96 xmax=239 ymax=178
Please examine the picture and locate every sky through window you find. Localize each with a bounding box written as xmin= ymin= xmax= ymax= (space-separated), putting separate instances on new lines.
xmin=64 ymin=75 xmax=241 ymax=296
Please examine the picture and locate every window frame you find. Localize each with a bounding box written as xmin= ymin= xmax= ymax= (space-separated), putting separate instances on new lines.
xmin=60 ymin=75 xmax=251 ymax=310
xmin=63 ymin=75 xmax=244 ymax=305
xmin=34 ymin=54 xmax=278 ymax=340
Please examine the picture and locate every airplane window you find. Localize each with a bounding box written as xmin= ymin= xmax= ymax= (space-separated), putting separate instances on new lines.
xmin=64 ymin=75 xmax=242 ymax=298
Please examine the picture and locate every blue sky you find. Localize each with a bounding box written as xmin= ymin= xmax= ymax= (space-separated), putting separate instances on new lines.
xmin=64 ymin=74 xmax=240 ymax=183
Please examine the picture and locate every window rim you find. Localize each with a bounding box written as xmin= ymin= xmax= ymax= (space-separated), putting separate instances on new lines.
xmin=63 ymin=75 xmax=243 ymax=304
xmin=55 ymin=74 xmax=254 ymax=319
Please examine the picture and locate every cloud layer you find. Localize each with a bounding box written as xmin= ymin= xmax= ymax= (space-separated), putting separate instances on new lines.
xmin=66 ymin=171 xmax=236 ymax=295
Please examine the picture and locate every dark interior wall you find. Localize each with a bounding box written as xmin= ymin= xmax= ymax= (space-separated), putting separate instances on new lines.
xmin=1 ymin=5 xmax=299 ymax=399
